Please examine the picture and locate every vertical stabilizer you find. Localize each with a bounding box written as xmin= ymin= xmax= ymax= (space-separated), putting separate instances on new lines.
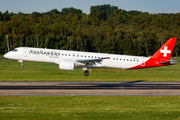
xmin=130 ymin=38 xmax=177 ymax=69
xmin=151 ymin=38 xmax=177 ymax=62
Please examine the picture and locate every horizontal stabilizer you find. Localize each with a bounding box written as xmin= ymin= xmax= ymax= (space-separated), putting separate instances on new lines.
xmin=159 ymin=60 xmax=177 ymax=65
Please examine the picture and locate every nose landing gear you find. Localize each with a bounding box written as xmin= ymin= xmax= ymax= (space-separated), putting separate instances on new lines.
xmin=19 ymin=60 xmax=24 ymax=69
xmin=20 ymin=65 xmax=24 ymax=69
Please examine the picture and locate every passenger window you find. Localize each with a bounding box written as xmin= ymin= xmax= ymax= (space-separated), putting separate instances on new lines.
xmin=81 ymin=55 xmax=83 ymax=57
xmin=117 ymin=58 xmax=118 ymax=60
xmin=77 ymin=55 xmax=79 ymax=57
xmin=65 ymin=54 xmax=67 ymax=56
xmin=127 ymin=59 xmax=129 ymax=61
xmin=92 ymin=56 xmax=93 ymax=58
xmin=113 ymin=58 xmax=115 ymax=60
xmin=62 ymin=54 xmax=64 ymax=56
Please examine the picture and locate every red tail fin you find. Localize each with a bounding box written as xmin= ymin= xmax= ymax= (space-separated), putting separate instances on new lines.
xmin=130 ymin=38 xmax=177 ymax=69
xmin=151 ymin=38 xmax=177 ymax=62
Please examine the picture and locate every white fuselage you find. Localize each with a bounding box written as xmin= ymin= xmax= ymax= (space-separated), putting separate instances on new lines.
xmin=4 ymin=47 xmax=149 ymax=69
xmin=3 ymin=38 xmax=177 ymax=76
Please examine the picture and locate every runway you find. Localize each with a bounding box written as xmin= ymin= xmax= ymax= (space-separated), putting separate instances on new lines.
xmin=1 ymin=81 xmax=180 ymax=96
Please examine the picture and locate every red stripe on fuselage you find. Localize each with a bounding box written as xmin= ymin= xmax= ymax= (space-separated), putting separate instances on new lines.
xmin=129 ymin=57 xmax=168 ymax=69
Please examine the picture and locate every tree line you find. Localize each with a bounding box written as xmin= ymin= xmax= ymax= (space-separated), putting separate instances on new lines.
xmin=0 ymin=4 xmax=180 ymax=57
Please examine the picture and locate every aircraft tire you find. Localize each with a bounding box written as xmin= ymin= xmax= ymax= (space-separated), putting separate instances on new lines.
xmin=84 ymin=70 xmax=89 ymax=76
xmin=20 ymin=66 xmax=24 ymax=69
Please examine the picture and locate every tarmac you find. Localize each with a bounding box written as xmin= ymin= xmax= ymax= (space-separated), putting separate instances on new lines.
xmin=1 ymin=81 xmax=180 ymax=96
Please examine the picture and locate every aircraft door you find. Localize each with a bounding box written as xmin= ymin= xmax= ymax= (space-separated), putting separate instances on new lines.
xmin=141 ymin=57 xmax=145 ymax=66
xmin=23 ymin=48 xmax=28 ymax=57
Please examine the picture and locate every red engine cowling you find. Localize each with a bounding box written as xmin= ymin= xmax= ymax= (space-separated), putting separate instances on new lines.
xmin=59 ymin=60 xmax=75 ymax=70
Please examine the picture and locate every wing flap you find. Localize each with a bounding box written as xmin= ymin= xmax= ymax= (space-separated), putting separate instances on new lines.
xmin=76 ymin=57 xmax=109 ymax=65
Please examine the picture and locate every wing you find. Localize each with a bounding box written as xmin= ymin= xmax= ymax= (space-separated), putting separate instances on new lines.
xmin=76 ymin=57 xmax=110 ymax=65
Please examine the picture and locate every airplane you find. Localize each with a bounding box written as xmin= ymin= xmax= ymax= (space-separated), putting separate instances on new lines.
xmin=4 ymin=38 xmax=177 ymax=76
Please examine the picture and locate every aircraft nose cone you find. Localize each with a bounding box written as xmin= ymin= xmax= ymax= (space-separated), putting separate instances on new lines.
xmin=4 ymin=53 xmax=8 ymax=58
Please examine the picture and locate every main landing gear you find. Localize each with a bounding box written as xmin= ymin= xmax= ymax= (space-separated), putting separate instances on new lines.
xmin=82 ymin=66 xmax=90 ymax=76
xmin=84 ymin=70 xmax=89 ymax=76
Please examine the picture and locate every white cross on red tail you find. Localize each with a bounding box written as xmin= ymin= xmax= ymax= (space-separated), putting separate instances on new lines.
xmin=160 ymin=46 xmax=171 ymax=57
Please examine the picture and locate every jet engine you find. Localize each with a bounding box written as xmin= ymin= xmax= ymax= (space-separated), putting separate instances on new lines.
xmin=59 ymin=60 xmax=75 ymax=70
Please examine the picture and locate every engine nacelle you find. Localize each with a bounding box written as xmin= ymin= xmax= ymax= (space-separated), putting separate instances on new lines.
xmin=59 ymin=60 xmax=75 ymax=71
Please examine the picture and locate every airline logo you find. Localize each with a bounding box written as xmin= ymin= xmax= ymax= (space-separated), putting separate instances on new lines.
xmin=29 ymin=49 xmax=60 ymax=58
xmin=160 ymin=46 xmax=171 ymax=57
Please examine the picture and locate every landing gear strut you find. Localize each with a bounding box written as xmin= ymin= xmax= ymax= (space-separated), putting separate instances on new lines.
xmin=84 ymin=70 xmax=89 ymax=76
xmin=19 ymin=60 xmax=24 ymax=69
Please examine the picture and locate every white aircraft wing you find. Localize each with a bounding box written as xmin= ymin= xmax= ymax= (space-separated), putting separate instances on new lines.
xmin=76 ymin=57 xmax=109 ymax=65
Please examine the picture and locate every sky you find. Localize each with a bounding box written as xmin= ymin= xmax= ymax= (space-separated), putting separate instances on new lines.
xmin=1 ymin=0 xmax=180 ymax=14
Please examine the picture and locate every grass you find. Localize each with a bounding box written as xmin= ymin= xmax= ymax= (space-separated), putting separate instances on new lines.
xmin=0 ymin=56 xmax=180 ymax=81
xmin=1 ymin=56 xmax=180 ymax=120
xmin=0 ymin=96 xmax=180 ymax=120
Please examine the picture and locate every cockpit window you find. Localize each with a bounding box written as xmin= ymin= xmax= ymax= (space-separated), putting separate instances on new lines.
xmin=11 ymin=49 xmax=18 ymax=52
